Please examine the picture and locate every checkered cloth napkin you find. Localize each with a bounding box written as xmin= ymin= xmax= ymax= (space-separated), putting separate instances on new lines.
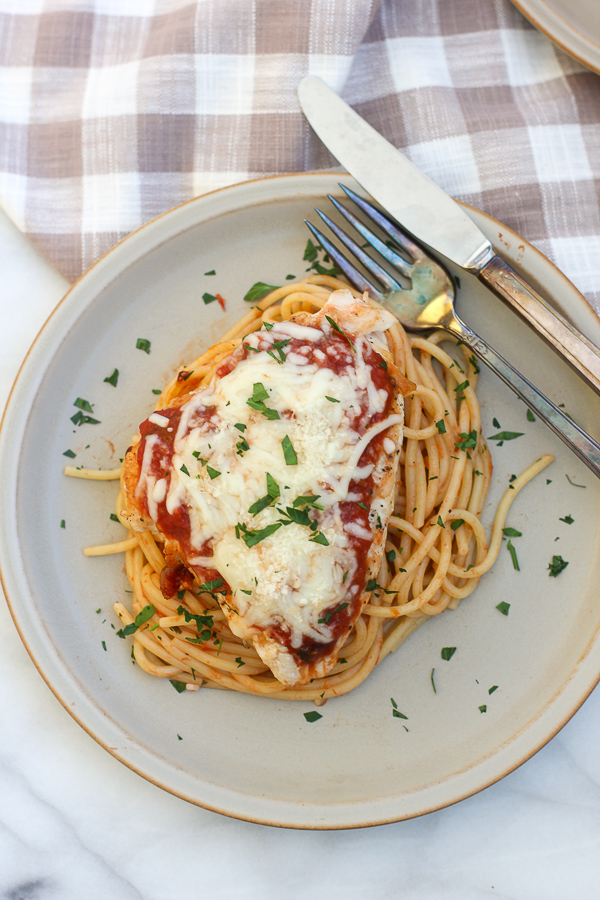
xmin=1 ymin=0 xmax=600 ymax=314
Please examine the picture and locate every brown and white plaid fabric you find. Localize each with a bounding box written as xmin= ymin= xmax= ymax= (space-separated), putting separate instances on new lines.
xmin=0 ymin=0 xmax=600 ymax=313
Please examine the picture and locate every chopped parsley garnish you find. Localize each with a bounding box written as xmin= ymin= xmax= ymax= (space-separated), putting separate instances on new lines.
xmin=437 ymin=515 xmax=444 ymax=528
xmin=248 ymin=473 xmax=280 ymax=515
xmin=488 ymin=431 xmax=524 ymax=444
xmin=454 ymin=380 xmax=470 ymax=394
xmin=102 ymin=640 xmax=107 ymax=651
xmin=170 ymin=680 xmax=186 ymax=693
xmin=548 ymin=555 xmax=569 ymax=577
xmin=63 ymin=449 xmax=76 ymax=458
xmin=236 ymin=522 xmax=282 ymax=548
xmin=566 ymin=474 xmax=586 ymax=488
xmin=206 ymin=465 xmax=221 ymax=479
xmin=441 ymin=646 xmax=456 ymax=661
xmin=180 ymin=464 xmax=190 ymax=476
xmin=136 ymin=338 xmax=151 ymax=353
xmin=325 ymin=396 xmax=340 ymax=403
xmin=303 ymin=710 xmax=322 ymax=722
xmin=104 ymin=368 xmax=119 ymax=387
xmin=110 ymin=513 xmax=119 ymax=522
xmin=431 ymin=668 xmax=436 ymax=694
xmin=293 ymin=494 xmax=322 ymax=509
xmin=468 ymin=354 xmax=480 ymax=373
xmin=246 ymin=382 xmax=280 ymax=419
xmin=74 ymin=397 xmax=94 ymax=412
xmin=234 ymin=423 xmax=247 ymax=432
xmin=71 ymin=410 xmax=101 ymax=426
xmin=121 ymin=604 xmax=155 ymax=636
xmin=151 ymin=388 xmax=162 ymax=395
xmin=325 ymin=314 xmax=355 ymax=353
xmin=479 ymin=705 xmax=487 ymax=714
xmin=559 ymin=514 xmax=574 ymax=524
xmin=268 ymin=338 xmax=291 ymax=364
xmin=318 ymin=602 xmax=348 ymax=624
xmin=309 ymin=531 xmax=329 ymax=546
xmin=390 ymin=697 xmax=408 ymax=719
xmin=197 ymin=578 xmax=224 ymax=593
xmin=526 ymin=409 xmax=536 ymax=422
xmin=60 ymin=519 xmax=65 ymax=529
xmin=243 ymin=282 xmax=281 ymax=304
xmin=489 ymin=685 xmax=499 ymax=694
xmin=281 ymin=434 xmax=298 ymax=465
xmin=450 ymin=519 xmax=464 ymax=531
xmin=386 ymin=549 xmax=396 ymax=563
xmin=281 ymin=506 xmax=312 ymax=527
xmin=496 ymin=601 xmax=510 ymax=616
xmin=492 ymin=417 xmax=501 ymax=429
xmin=502 ymin=527 xmax=522 ymax=537
xmin=303 ymin=238 xmax=340 ymax=276
xmin=204 ymin=269 xmax=216 ymax=276
xmin=202 ymin=292 xmax=218 ymax=304
xmin=235 ymin=657 xmax=245 ymax=667
xmin=435 ymin=419 xmax=447 ymax=434
xmin=303 ymin=238 xmax=318 ymax=262
xmin=506 ymin=539 xmax=519 ymax=571
xmin=455 ymin=430 xmax=477 ymax=451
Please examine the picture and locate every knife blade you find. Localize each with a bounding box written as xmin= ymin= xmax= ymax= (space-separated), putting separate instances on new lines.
xmin=297 ymin=75 xmax=600 ymax=396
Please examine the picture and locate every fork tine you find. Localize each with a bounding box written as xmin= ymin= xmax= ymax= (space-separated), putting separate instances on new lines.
xmin=327 ymin=194 xmax=413 ymax=279
xmin=314 ymin=208 xmax=405 ymax=293
xmin=340 ymin=184 xmax=424 ymax=261
xmin=304 ymin=220 xmax=382 ymax=297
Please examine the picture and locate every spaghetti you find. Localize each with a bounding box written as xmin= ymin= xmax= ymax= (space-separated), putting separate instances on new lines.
xmin=67 ymin=275 xmax=552 ymax=701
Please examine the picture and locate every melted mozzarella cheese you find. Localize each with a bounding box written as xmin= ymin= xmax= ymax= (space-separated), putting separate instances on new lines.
xmin=137 ymin=291 xmax=402 ymax=680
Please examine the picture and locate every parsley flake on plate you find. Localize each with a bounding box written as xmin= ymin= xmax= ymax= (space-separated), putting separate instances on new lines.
xmin=548 ymin=555 xmax=569 ymax=577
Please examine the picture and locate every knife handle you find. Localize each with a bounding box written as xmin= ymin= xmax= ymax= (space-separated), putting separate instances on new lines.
xmin=478 ymin=256 xmax=600 ymax=397
xmin=446 ymin=316 xmax=600 ymax=481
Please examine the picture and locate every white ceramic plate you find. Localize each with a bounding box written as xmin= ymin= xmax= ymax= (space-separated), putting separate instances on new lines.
xmin=2 ymin=172 xmax=600 ymax=829
xmin=511 ymin=0 xmax=600 ymax=74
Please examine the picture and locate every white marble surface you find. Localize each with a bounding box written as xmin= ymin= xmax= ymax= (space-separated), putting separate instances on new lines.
xmin=1 ymin=204 xmax=600 ymax=900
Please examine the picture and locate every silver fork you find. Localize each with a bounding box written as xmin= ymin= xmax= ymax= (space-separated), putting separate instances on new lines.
xmin=306 ymin=185 xmax=600 ymax=480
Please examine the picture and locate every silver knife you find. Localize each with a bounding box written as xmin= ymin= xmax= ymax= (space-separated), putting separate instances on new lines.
xmin=297 ymin=75 xmax=600 ymax=396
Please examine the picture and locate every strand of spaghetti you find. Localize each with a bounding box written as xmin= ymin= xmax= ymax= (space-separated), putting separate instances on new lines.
xmin=83 ymin=536 xmax=138 ymax=556
xmin=136 ymin=530 xmax=166 ymax=574
xmin=452 ymin=453 xmax=554 ymax=579
xmin=64 ymin=466 xmax=121 ymax=480
xmin=379 ymin=613 xmax=429 ymax=660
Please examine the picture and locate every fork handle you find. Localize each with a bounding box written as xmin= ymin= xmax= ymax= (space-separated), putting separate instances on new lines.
xmin=446 ymin=316 xmax=600 ymax=480
xmin=478 ymin=256 xmax=600 ymax=397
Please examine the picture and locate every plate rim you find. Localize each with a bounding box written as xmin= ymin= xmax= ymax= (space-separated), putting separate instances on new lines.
xmin=510 ymin=0 xmax=600 ymax=75
xmin=1 ymin=170 xmax=600 ymax=829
